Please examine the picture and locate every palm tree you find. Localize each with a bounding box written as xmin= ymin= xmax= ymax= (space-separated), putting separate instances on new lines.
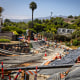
xmin=29 ymin=1 xmax=37 ymax=28
xmin=0 ymin=7 xmax=3 ymax=17
xmin=0 ymin=7 xmax=3 ymax=32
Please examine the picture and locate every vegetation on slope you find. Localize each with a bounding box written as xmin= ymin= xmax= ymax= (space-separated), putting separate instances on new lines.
xmin=1 ymin=15 xmax=80 ymax=46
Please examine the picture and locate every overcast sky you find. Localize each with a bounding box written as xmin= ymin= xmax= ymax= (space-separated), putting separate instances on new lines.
xmin=0 ymin=0 xmax=80 ymax=19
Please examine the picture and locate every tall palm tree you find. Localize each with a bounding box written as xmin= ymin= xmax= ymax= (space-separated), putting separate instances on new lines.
xmin=0 ymin=7 xmax=3 ymax=17
xmin=0 ymin=7 xmax=3 ymax=32
xmin=29 ymin=1 xmax=37 ymax=28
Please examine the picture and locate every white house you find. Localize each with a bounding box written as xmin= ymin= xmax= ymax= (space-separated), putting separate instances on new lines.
xmin=57 ymin=28 xmax=75 ymax=34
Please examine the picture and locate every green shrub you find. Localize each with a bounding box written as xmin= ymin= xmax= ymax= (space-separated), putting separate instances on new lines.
xmin=11 ymin=31 xmax=19 ymax=35
xmin=29 ymin=43 xmax=33 ymax=48
xmin=77 ymin=37 xmax=80 ymax=41
xmin=71 ymin=20 xmax=75 ymax=23
xmin=77 ymin=41 xmax=80 ymax=45
xmin=0 ymin=39 xmax=10 ymax=43
xmin=16 ymin=29 xmax=23 ymax=34
xmin=65 ymin=42 xmax=71 ymax=46
xmin=54 ymin=35 xmax=67 ymax=42
xmin=72 ymin=40 xmax=78 ymax=46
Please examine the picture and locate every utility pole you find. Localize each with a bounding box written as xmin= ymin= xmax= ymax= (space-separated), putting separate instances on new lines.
xmin=50 ymin=12 xmax=53 ymax=19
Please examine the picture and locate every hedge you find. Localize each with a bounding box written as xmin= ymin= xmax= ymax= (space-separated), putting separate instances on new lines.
xmin=65 ymin=42 xmax=71 ymax=46
xmin=72 ymin=40 xmax=78 ymax=46
xmin=0 ymin=39 xmax=10 ymax=43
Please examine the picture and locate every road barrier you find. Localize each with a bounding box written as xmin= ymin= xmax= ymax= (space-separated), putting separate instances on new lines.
xmin=14 ymin=69 xmax=21 ymax=80
xmin=34 ymin=66 xmax=38 ymax=80
xmin=1 ymin=62 xmax=4 ymax=79
xmin=25 ymin=71 xmax=37 ymax=75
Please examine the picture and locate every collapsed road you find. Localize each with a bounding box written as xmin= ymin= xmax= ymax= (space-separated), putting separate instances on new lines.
xmin=0 ymin=40 xmax=78 ymax=80
xmin=0 ymin=40 xmax=65 ymax=68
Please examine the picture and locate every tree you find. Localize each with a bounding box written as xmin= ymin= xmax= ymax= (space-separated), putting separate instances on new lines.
xmin=27 ymin=21 xmax=32 ymax=28
xmin=34 ymin=23 xmax=45 ymax=33
xmin=72 ymin=27 xmax=80 ymax=38
xmin=0 ymin=7 xmax=3 ymax=17
xmin=29 ymin=2 xmax=37 ymax=28
xmin=4 ymin=19 xmax=11 ymax=23
xmin=34 ymin=18 xmax=42 ymax=24
xmin=74 ymin=16 xmax=78 ymax=19
xmin=42 ymin=19 xmax=45 ymax=23
xmin=68 ymin=15 xmax=73 ymax=18
xmin=0 ymin=7 xmax=4 ymax=32
xmin=50 ymin=17 xmax=55 ymax=23
xmin=74 ymin=19 xmax=80 ymax=27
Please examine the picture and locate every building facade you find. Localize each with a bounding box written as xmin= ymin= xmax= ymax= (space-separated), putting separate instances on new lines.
xmin=57 ymin=28 xmax=75 ymax=34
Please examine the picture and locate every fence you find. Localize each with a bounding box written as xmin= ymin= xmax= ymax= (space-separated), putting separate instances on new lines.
xmin=0 ymin=63 xmax=73 ymax=80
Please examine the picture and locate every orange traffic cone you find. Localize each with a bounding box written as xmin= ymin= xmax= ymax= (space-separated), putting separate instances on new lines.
xmin=45 ymin=51 xmax=47 ymax=56
xmin=55 ymin=56 xmax=58 ymax=59
xmin=36 ymin=38 xmax=38 ymax=41
xmin=59 ymin=54 xmax=62 ymax=59
xmin=77 ymin=56 xmax=80 ymax=63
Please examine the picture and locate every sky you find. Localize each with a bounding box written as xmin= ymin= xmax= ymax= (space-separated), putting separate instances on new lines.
xmin=0 ymin=0 xmax=80 ymax=19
